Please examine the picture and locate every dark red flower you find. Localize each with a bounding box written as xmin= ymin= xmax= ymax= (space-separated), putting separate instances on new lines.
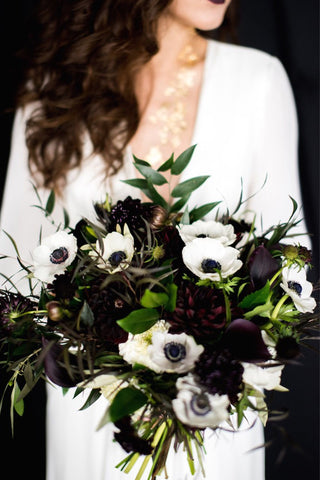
xmin=223 ymin=318 xmax=271 ymax=362
xmin=85 ymin=279 xmax=132 ymax=346
xmin=195 ymin=348 xmax=244 ymax=404
xmin=248 ymin=244 xmax=279 ymax=289
xmin=165 ymin=281 xmax=228 ymax=342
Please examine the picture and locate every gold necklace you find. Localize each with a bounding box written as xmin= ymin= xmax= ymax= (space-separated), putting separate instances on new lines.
xmin=145 ymin=42 xmax=204 ymax=166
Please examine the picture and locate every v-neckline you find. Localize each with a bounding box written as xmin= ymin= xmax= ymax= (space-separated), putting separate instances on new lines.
xmin=126 ymin=40 xmax=217 ymax=184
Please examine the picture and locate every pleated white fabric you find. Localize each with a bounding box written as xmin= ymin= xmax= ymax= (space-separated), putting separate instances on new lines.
xmin=0 ymin=40 xmax=306 ymax=480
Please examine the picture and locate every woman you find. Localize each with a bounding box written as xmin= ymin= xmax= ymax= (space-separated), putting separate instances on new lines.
xmin=0 ymin=0 xmax=305 ymax=479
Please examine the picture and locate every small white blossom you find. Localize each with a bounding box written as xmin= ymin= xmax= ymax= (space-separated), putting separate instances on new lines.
xmin=182 ymin=237 xmax=242 ymax=281
xmin=78 ymin=373 xmax=119 ymax=389
xmin=172 ymin=374 xmax=230 ymax=428
xmin=90 ymin=224 xmax=134 ymax=273
xmin=32 ymin=231 xmax=77 ymax=283
xmin=148 ymin=332 xmax=204 ymax=373
xmin=119 ymin=320 xmax=170 ymax=372
xmin=280 ymin=266 xmax=316 ymax=313
xmin=242 ymin=362 xmax=284 ymax=390
xmin=178 ymin=220 xmax=236 ymax=245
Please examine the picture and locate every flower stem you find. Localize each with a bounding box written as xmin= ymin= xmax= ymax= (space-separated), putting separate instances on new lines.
xmin=131 ymin=421 xmax=168 ymax=480
xmin=271 ymin=294 xmax=289 ymax=321
xmin=269 ymin=268 xmax=283 ymax=287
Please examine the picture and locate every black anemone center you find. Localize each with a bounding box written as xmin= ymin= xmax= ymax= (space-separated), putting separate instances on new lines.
xmin=201 ymin=259 xmax=221 ymax=273
xmin=190 ymin=393 xmax=211 ymax=416
xmin=50 ymin=247 xmax=69 ymax=264
xmin=164 ymin=342 xmax=186 ymax=362
xmin=196 ymin=234 xmax=207 ymax=238
xmin=288 ymin=281 xmax=303 ymax=296
xmin=108 ymin=251 xmax=127 ymax=267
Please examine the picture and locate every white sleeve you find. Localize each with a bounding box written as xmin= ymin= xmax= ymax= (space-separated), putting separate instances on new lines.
xmin=0 ymin=107 xmax=59 ymax=291
xmin=248 ymin=56 xmax=309 ymax=247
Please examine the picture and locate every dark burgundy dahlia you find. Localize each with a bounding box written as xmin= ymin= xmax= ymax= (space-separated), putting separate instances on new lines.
xmin=166 ymin=281 xmax=235 ymax=343
xmin=195 ymin=348 xmax=244 ymax=404
xmin=85 ymin=279 xmax=131 ymax=346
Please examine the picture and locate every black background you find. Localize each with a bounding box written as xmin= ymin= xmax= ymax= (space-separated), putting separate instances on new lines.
xmin=0 ymin=1 xmax=319 ymax=479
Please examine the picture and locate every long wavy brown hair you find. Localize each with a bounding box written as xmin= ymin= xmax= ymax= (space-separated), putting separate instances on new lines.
xmin=17 ymin=0 xmax=238 ymax=191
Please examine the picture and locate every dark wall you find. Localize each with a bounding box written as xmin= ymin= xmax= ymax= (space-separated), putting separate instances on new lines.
xmin=0 ymin=2 xmax=318 ymax=480
xmin=237 ymin=2 xmax=319 ymax=480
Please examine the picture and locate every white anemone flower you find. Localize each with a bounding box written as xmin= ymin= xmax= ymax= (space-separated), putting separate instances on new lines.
xmin=280 ymin=266 xmax=316 ymax=313
xmin=32 ymin=231 xmax=77 ymax=283
xmin=119 ymin=320 xmax=170 ymax=372
xmin=242 ymin=362 xmax=284 ymax=391
xmin=172 ymin=374 xmax=230 ymax=428
xmin=148 ymin=332 xmax=204 ymax=373
xmin=178 ymin=220 xmax=236 ymax=245
xmin=182 ymin=237 xmax=242 ymax=281
xmin=91 ymin=224 xmax=134 ymax=273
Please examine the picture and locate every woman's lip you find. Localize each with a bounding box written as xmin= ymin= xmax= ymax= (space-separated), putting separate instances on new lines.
xmin=208 ymin=0 xmax=225 ymax=4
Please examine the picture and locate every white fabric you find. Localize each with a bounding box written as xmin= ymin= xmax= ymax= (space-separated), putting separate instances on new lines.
xmin=0 ymin=40 xmax=306 ymax=480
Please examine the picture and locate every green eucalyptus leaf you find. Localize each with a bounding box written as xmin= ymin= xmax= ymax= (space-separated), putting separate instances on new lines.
xmin=45 ymin=190 xmax=55 ymax=216
xmin=132 ymin=154 xmax=151 ymax=167
xmin=109 ymin=387 xmax=148 ymax=422
xmin=169 ymin=194 xmax=191 ymax=214
xmin=134 ymin=164 xmax=168 ymax=186
xmin=79 ymin=389 xmax=101 ymax=410
xmin=117 ymin=308 xmax=159 ymax=334
xmin=121 ymin=178 xmax=149 ymax=190
xmin=80 ymin=301 xmax=95 ymax=327
xmin=189 ymin=202 xmax=221 ymax=221
xmin=140 ymin=289 xmax=169 ymax=309
xmin=171 ymin=145 xmax=197 ymax=175
xmin=13 ymin=383 xmax=24 ymax=417
xmin=145 ymin=180 xmax=168 ymax=209
xmin=180 ymin=206 xmax=190 ymax=225
xmin=157 ymin=153 xmax=174 ymax=172
xmin=171 ymin=176 xmax=209 ymax=198
xmin=63 ymin=208 xmax=70 ymax=229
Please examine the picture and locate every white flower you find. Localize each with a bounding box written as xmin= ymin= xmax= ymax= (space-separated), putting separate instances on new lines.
xmin=178 ymin=220 xmax=236 ymax=245
xmin=90 ymin=224 xmax=134 ymax=273
xmin=32 ymin=231 xmax=77 ymax=283
xmin=242 ymin=362 xmax=284 ymax=390
xmin=172 ymin=374 xmax=230 ymax=428
xmin=182 ymin=237 xmax=242 ymax=281
xmin=119 ymin=320 xmax=170 ymax=372
xmin=148 ymin=332 xmax=204 ymax=373
xmin=78 ymin=373 xmax=127 ymax=403
xmin=280 ymin=266 xmax=316 ymax=313
xmin=78 ymin=373 xmax=119 ymax=389
xmin=261 ymin=330 xmax=276 ymax=357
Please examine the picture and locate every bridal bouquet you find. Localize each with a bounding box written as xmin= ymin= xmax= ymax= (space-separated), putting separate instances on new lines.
xmin=0 ymin=146 xmax=317 ymax=479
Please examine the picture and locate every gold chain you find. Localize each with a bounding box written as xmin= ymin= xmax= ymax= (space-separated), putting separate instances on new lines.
xmin=145 ymin=43 xmax=203 ymax=166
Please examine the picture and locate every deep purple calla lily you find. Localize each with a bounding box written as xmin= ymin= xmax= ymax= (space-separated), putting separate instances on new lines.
xmin=42 ymin=338 xmax=78 ymax=387
xmin=248 ymin=245 xmax=279 ymax=289
xmin=223 ymin=318 xmax=271 ymax=362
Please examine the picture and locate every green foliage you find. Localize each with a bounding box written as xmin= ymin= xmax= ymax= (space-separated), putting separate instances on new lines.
xmin=117 ymin=308 xmax=159 ymax=334
xmin=109 ymin=387 xmax=148 ymax=422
